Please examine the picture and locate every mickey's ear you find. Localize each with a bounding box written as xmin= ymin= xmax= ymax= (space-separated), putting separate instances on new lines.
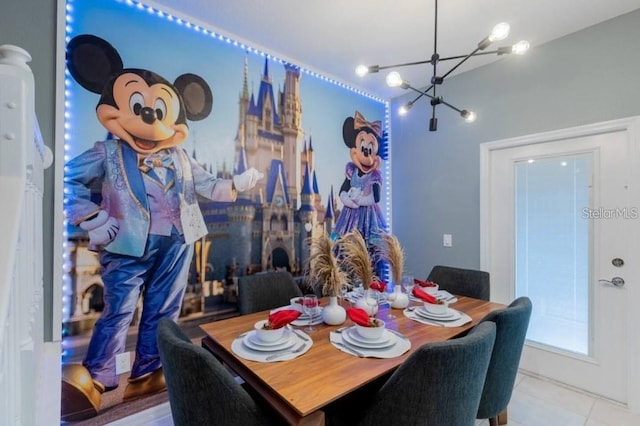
xmin=66 ymin=35 xmax=123 ymax=94
xmin=342 ymin=116 xmax=356 ymax=147
xmin=174 ymin=73 xmax=213 ymax=121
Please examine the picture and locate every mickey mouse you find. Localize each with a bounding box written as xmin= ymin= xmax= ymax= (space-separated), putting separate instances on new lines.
xmin=333 ymin=111 xmax=388 ymax=238
xmin=61 ymin=34 xmax=262 ymax=419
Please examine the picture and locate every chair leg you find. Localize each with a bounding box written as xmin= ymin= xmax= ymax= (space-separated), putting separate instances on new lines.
xmin=498 ymin=408 xmax=508 ymax=425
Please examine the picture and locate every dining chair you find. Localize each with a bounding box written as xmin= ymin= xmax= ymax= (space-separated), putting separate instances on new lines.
xmin=237 ymin=271 xmax=303 ymax=315
xmin=157 ymin=318 xmax=284 ymax=426
xmin=325 ymin=321 xmax=497 ymax=426
xmin=476 ymin=296 xmax=533 ymax=426
xmin=426 ymin=265 xmax=490 ymax=300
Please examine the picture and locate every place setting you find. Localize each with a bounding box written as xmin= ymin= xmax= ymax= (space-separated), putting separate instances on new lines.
xmin=408 ymin=278 xmax=459 ymax=304
xmin=329 ymin=308 xmax=411 ymax=358
xmin=404 ymin=287 xmax=471 ymax=327
xmin=231 ymin=309 xmax=313 ymax=362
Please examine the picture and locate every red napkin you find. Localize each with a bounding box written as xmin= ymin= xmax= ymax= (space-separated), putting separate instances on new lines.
xmin=268 ymin=309 xmax=301 ymax=329
xmin=347 ymin=307 xmax=372 ymax=326
xmin=412 ymin=286 xmax=438 ymax=304
xmin=370 ymin=281 xmax=387 ymax=292
xmin=414 ymin=278 xmax=437 ymax=288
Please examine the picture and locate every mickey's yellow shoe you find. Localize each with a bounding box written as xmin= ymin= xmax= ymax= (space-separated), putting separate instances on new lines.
xmin=61 ymin=364 xmax=103 ymax=421
xmin=122 ymin=368 xmax=166 ymax=402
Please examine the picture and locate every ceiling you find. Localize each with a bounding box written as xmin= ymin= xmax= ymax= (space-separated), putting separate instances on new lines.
xmin=149 ymin=0 xmax=640 ymax=100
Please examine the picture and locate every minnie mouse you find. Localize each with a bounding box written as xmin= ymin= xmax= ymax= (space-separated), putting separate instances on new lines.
xmin=333 ymin=111 xmax=388 ymax=244
xmin=61 ymin=34 xmax=262 ymax=420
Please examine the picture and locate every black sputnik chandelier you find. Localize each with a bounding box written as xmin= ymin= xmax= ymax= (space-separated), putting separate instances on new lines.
xmin=356 ymin=0 xmax=529 ymax=131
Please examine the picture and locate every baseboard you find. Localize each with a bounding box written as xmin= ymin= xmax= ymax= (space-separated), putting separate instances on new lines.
xmin=105 ymin=401 xmax=172 ymax=426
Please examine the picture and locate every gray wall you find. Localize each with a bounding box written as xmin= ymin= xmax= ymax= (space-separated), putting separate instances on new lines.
xmin=1 ymin=0 xmax=57 ymax=339
xmin=390 ymin=9 xmax=640 ymax=279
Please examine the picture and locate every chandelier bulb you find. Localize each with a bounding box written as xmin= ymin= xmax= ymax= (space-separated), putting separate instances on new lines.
xmin=512 ymin=40 xmax=530 ymax=55
xmin=489 ymin=22 xmax=510 ymax=42
xmin=386 ymin=71 xmax=404 ymax=88
xmin=461 ymin=110 xmax=477 ymax=123
xmin=355 ymin=65 xmax=368 ymax=77
xmin=399 ymin=102 xmax=413 ymax=115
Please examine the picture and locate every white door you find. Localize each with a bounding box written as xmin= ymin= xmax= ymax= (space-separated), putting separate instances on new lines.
xmin=480 ymin=118 xmax=640 ymax=407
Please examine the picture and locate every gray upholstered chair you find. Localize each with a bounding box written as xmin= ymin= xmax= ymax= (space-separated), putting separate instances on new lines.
xmin=476 ymin=297 xmax=533 ymax=426
xmin=157 ymin=318 xmax=283 ymax=426
xmin=237 ymin=271 xmax=303 ymax=315
xmin=427 ymin=265 xmax=490 ymax=300
xmin=326 ymin=321 xmax=497 ymax=426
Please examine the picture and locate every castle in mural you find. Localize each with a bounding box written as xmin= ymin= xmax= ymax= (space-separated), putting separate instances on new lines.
xmin=63 ymin=57 xmax=340 ymax=331
xmin=195 ymin=57 xmax=338 ymax=280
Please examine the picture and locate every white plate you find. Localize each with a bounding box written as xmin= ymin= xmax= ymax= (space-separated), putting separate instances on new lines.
xmin=243 ymin=330 xmax=295 ymax=351
xmin=342 ymin=328 xmax=396 ymax=349
xmin=351 ymin=328 xmax=392 ymax=344
xmin=415 ymin=307 xmax=461 ymax=321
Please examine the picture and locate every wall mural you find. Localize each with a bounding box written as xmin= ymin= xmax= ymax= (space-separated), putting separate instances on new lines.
xmin=60 ymin=0 xmax=387 ymax=420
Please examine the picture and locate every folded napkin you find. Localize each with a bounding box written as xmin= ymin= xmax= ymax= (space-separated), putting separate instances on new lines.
xmin=412 ymin=286 xmax=438 ymax=304
xmin=268 ymin=309 xmax=301 ymax=329
xmin=370 ymin=281 xmax=387 ymax=292
xmin=414 ymin=278 xmax=438 ymax=288
xmin=347 ymin=307 xmax=372 ymax=326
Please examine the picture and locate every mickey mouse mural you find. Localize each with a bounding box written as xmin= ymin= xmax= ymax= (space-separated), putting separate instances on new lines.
xmin=333 ymin=111 xmax=389 ymax=272
xmin=61 ymin=34 xmax=263 ymax=420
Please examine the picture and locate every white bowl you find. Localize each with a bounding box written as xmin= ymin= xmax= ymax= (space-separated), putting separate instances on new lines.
xmin=424 ymin=301 xmax=448 ymax=315
xmin=254 ymin=320 xmax=285 ymax=342
xmin=422 ymin=282 xmax=439 ymax=295
xmin=355 ymin=318 xmax=386 ymax=340
xmin=290 ymin=297 xmax=304 ymax=312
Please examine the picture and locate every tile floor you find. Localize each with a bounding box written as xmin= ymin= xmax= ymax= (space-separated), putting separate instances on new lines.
xmin=110 ymin=372 xmax=640 ymax=426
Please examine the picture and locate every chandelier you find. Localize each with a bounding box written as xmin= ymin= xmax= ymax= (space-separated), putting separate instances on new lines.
xmin=356 ymin=0 xmax=529 ymax=131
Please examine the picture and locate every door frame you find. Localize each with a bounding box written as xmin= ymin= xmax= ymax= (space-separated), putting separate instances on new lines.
xmin=479 ymin=116 xmax=640 ymax=411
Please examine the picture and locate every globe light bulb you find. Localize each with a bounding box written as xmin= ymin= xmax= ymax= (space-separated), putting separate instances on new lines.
xmin=355 ymin=65 xmax=369 ymax=77
xmin=489 ymin=22 xmax=510 ymax=42
xmin=512 ymin=40 xmax=530 ymax=55
xmin=399 ymin=102 xmax=413 ymax=115
xmin=461 ymin=110 xmax=477 ymax=123
xmin=386 ymin=71 xmax=404 ymax=88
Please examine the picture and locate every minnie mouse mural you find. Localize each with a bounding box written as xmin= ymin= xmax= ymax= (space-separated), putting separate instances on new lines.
xmin=333 ymin=111 xmax=389 ymax=270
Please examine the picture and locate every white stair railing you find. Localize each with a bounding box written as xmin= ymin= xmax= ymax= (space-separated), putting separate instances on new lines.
xmin=0 ymin=44 xmax=53 ymax=426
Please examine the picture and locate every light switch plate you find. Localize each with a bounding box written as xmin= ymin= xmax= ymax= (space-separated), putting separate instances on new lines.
xmin=443 ymin=234 xmax=452 ymax=247
xmin=115 ymin=352 xmax=131 ymax=375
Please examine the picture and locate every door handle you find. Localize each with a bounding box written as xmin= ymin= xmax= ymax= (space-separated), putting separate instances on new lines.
xmin=599 ymin=277 xmax=625 ymax=287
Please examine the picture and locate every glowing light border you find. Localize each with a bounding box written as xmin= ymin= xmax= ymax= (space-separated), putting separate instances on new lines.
xmin=61 ymin=0 xmax=392 ymax=331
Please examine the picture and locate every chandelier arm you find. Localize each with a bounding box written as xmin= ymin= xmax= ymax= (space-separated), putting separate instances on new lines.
xmin=374 ymin=59 xmax=432 ymax=70
xmin=438 ymin=46 xmax=482 ymax=81
xmin=438 ymin=49 xmax=502 ymax=62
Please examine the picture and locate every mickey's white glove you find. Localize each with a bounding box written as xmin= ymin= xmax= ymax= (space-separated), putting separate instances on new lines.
xmin=80 ymin=210 xmax=119 ymax=247
xmin=233 ymin=168 xmax=264 ymax=192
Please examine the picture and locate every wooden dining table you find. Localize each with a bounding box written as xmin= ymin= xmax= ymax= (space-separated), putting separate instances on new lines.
xmin=200 ymin=296 xmax=505 ymax=426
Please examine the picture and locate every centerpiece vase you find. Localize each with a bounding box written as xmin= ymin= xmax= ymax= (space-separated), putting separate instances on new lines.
xmin=355 ymin=289 xmax=379 ymax=316
xmin=322 ymin=296 xmax=346 ymax=325
xmin=390 ymin=285 xmax=409 ymax=309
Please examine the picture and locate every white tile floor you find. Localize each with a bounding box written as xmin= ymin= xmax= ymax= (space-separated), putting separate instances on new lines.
xmin=476 ymin=373 xmax=640 ymax=426
xmin=113 ymin=372 xmax=640 ymax=426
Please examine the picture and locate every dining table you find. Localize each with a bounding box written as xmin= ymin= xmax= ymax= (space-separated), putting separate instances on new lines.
xmin=200 ymin=295 xmax=505 ymax=426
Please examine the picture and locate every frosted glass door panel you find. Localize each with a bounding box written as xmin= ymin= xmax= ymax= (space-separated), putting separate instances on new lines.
xmin=515 ymin=154 xmax=591 ymax=355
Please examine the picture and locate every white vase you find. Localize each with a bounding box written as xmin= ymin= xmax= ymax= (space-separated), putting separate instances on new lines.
xmin=355 ymin=289 xmax=379 ymax=316
xmin=390 ymin=286 xmax=409 ymax=309
xmin=322 ymin=296 xmax=346 ymax=325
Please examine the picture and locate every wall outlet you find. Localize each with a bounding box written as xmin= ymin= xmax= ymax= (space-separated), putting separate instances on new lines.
xmin=115 ymin=352 xmax=131 ymax=375
xmin=443 ymin=234 xmax=453 ymax=247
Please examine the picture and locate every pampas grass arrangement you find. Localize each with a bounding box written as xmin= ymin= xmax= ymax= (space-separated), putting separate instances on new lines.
xmin=308 ymin=232 xmax=346 ymax=297
xmin=338 ymin=230 xmax=377 ymax=290
xmin=382 ymin=233 xmax=404 ymax=286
